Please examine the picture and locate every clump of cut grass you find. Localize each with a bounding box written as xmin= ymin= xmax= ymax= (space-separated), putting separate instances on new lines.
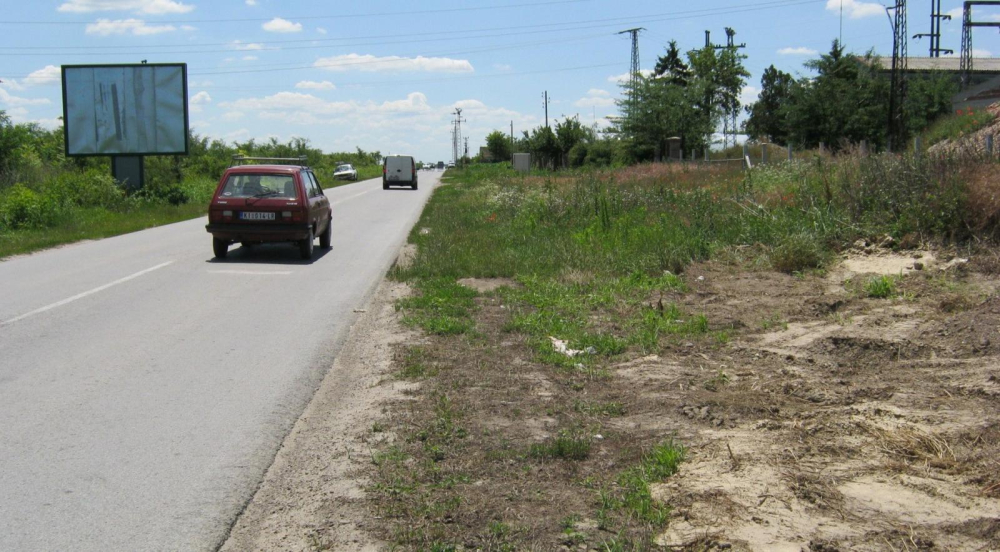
xmin=599 ymin=439 xmax=686 ymax=530
xmin=397 ymin=278 xmax=478 ymax=335
xmin=397 ymin=346 xmax=437 ymax=379
xmin=529 ymin=430 xmax=592 ymax=460
xmin=864 ymin=275 xmax=899 ymax=299
xmin=574 ymin=400 xmax=626 ymax=417
xmin=703 ymin=370 xmax=731 ymax=392
xmin=771 ymin=233 xmax=825 ymax=274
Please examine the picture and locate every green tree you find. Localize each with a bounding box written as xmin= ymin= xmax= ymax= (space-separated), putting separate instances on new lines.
xmin=653 ymin=41 xmax=691 ymax=86
xmin=785 ymin=41 xmax=889 ymax=150
xmin=485 ymin=129 xmax=512 ymax=162
xmin=744 ymin=65 xmax=794 ymax=145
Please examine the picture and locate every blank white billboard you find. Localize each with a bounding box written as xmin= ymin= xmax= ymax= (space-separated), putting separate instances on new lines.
xmin=62 ymin=64 xmax=188 ymax=156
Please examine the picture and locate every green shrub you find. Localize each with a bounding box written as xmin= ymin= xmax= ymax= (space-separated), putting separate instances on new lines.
xmin=0 ymin=185 xmax=61 ymax=230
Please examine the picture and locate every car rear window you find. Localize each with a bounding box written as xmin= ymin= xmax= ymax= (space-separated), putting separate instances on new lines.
xmin=219 ymin=174 xmax=298 ymax=199
xmin=336 ymin=164 xmax=351 ymax=171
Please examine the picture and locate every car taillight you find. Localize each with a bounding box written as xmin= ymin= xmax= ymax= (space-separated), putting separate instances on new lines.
xmin=223 ymin=210 xmax=233 ymax=221
xmin=282 ymin=211 xmax=292 ymax=218
xmin=291 ymin=210 xmax=304 ymax=222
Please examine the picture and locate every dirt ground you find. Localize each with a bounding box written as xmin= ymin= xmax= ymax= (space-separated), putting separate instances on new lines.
xmin=223 ymin=242 xmax=1000 ymax=551
xmin=651 ymin=244 xmax=1000 ymax=551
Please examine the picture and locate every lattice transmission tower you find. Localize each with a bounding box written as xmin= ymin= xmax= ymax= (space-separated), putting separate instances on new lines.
xmin=617 ymin=27 xmax=644 ymax=117
xmin=961 ymin=1 xmax=1000 ymax=88
xmin=887 ymin=0 xmax=908 ymax=152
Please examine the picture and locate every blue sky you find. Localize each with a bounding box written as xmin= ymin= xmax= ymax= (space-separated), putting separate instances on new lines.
xmin=3 ymin=0 xmax=1000 ymax=162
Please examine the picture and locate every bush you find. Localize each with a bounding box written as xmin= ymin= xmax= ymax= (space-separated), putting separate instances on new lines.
xmin=0 ymin=185 xmax=62 ymax=230
xmin=48 ymin=170 xmax=127 ymax=209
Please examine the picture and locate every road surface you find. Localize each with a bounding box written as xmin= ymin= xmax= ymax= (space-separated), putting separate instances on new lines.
xmin=0 ymin=173 xmax=439 ymax=551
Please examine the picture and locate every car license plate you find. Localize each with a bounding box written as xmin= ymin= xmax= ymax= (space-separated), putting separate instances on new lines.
xmin=240 ymin=212 xmax=275 ymax=221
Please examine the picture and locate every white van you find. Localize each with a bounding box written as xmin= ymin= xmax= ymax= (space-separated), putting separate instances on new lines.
xmin=382 ymin=155 xmax=417 ymax=190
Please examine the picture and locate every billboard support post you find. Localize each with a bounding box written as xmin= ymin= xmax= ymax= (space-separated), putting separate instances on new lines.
xmin=111 ymin=156 xmax=145 ymax=192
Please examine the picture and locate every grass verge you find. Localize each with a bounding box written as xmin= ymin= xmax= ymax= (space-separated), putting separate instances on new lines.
xmin=0 ymin=202 xmax=206 ymax=259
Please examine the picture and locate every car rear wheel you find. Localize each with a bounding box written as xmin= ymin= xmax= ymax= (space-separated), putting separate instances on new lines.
xmin=213 ymin=237 xmax=229 ymax=259
xmin=299 ymin=227 xmax=315 ymax=259
xmin=411 ymin=182 xmax=418 ymax=190
xmin=319 ymin=217 xmax=332 ymax=249
xmin=382 ymin=181 xmax=389 ymax=190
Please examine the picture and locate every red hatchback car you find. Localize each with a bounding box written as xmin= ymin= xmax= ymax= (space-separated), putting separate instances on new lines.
xmin=206 ymin=156 xmax=332 ymax=260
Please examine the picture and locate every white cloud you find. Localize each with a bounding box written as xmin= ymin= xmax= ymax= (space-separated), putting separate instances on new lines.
xmin=295 ymin=80 xmax=336 ymax=90
xmin=262 ymin=17 xmax=302 ymax=33
xmin=314 ymin=53 xmax=473 ymax=73
xmin=180 ymin=24 xmax=196 ymax=31
xmin=245 ymin=0 xmax=256 ymax=4
xmin=221 ymin=111 xmax=245 ymax=121
xmin=189 ymin=91 xmax=210 ymax=113
xmin=973 ymin=48 xmax=994 ymax=57
xmin=574 ymin=89 xmax=615 ymax=108
xmin=740 ymin=86 xmax=761 ymax=106
xmin=242 ymin=55 xmax=258 ymax=61
xmin=225 ymin=129 xmax=250 ymax=142
xmin=86 ymin=18 xmax=176 ymax=35
xmin=493 ymin=63 xmax=512 ymax=71
xmin=607 ymin=70 xmax=653 ymax=84
xmin=0 ymin=88 xmax=51 ymax=107
xmin=825 ymin=0 xmax=884 ymax=19
xmin=317 ymin=27 xmax=327 ymax=35
xmin=231 ymin=40 xmax=263 ymax=51
xmin=190 ymin=91 xmax=211 ymax=104
xmin=7 ymin=65 xmax=62 ymax=88
xmin=778 ymin=47 xmax=818 ymax=56
xmin=58 ymin=0 xmax=194 ymax=14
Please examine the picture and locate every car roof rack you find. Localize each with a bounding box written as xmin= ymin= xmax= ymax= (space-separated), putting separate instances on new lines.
xmin=230 ymin=155 xmax=309 ymax=167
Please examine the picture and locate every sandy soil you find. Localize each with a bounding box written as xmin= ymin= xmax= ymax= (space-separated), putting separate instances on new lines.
xmin=651 ymin=247 xmax=1000 ymax=551
xmin=219 ymin=278 xmax=417 ymax=552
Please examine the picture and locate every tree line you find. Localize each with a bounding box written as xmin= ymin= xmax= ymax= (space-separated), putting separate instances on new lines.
xmin=481 ymin=38 xmax=959 ymax=168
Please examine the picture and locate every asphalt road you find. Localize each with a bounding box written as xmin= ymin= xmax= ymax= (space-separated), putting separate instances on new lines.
xmin=0 ymin=172 xmax=439 ymax=551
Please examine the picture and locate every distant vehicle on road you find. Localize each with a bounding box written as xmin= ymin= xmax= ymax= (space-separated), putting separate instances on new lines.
xmin=383 ymin=155 xmax=418 ymax=190
xmin=436 ymin=161 xmax=445 ymax=169
xmin=446 ymin=162 xmax=455 ymax=169
xmin=333 ymin=163 xmax=358 ymax=181
xmin=206 ymin=156 xmax=332 ymax=260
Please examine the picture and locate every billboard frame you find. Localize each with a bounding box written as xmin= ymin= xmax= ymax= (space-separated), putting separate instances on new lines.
xmin=61 ymin=62 xmax=189 ymax=158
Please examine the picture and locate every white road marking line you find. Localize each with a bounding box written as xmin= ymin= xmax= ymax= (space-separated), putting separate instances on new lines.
xmin=207 ymin=270 xmax=293 ymax=275
xmin=1 ymin=261 xmax=175 ymax=327
xmin=329 ymin=187 xmax=377 ymax=207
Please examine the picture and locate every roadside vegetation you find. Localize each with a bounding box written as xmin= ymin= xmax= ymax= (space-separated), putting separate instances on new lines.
xmin=0 ymin=110 xmax=382 ymax=258
xmin=370 ymin=145 xmax=1000 ymax=549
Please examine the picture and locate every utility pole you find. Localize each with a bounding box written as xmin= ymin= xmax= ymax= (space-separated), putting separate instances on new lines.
xmin=617 ymin=27 xmax=644 ymax=120
xmin=914 ymin=0 xmax=953 ymax=57
xmin=887 ymin=0 xmax=908 ymax=152
xmin=542 ymin=91 xmax=550 ymax=128
xmin=464 ymin=137 xmax=469 ymax=160
xmin=451 ymin=108 xmax=466 ymax=165
xmin=961 ymin=1 xmax=1000 ymax=88
xmin=510 ymin=120 xmax=514 ymax=158
xmin=712 ymin=27 xmax=747 ymax=149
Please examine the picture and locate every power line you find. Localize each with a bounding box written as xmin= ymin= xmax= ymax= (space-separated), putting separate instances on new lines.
xmin=0 ymin=0 xmax=823 ymax=55
xmin=0 ymin=0 xmax=590 ymax=26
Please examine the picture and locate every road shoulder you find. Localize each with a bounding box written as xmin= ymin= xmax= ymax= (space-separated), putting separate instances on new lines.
xmin=220 ymin=277 xmax=416 ymax=551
